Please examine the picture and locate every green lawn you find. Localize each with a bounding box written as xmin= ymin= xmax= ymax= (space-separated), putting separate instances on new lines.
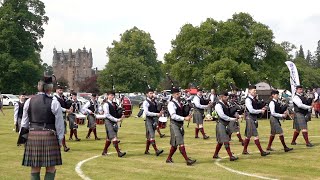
xmin=1 ymin=107 xmax=320 ymax=180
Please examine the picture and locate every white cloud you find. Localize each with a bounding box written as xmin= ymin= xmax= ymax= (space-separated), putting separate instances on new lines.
xmin=40 ymin=0 xmax=320 ymax=69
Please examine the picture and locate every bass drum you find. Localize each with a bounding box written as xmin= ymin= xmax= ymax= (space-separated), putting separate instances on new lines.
xmin=122 ymin=96 xmax=133 ymax=118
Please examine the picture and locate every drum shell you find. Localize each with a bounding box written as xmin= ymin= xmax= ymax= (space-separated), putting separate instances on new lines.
xmin=122 ymin=97 xmax=133 ymax=117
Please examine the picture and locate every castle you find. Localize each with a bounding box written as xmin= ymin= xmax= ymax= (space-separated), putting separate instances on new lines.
xmin=52 ymin=47 xmax=95 ymax=91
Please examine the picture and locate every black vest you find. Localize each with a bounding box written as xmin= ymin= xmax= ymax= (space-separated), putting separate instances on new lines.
xmin=28 ymin=94 xmax=55 ymax=130
xmin=17 ymin=102 xmax=24 ymax=119
xmin=71 ymin=101 xmax=81 ymax=113
xmin=171 ymin=101 xmax=184 ymax=126
xmin=246 ymin=96 xmax=258 ymax=116
xmin=271 ymin=100 xmax=281 ymax=114
xmin=88 ymin=100 xmax=98 ymax=113
xmin=146 ymin=99 xmax=158 ymax=113
xmin=218 ymin=101 xmax=231 ymax=125
xmin=107 ymin=101 xmax=117 ymax=118
xmin=55 ymin=95 xmax=67 ymax=108
xmin=293 ymin=94 xmax=308 ymax=115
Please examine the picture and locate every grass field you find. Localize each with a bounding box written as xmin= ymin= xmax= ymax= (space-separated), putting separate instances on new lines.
xmin=1 ymin=106 xmax=320 ymax=180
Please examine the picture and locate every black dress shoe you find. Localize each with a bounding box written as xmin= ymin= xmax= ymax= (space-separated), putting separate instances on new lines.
xmin=166 ymin=159 xmax=174 ymax=163
xmin=69 ymin=137 xmax=73 ymax=140
xmin=195 ymin=136 xmax=199 ymax=139
xmin=156 ymin=149 xmax=164 ymax=156
xmin=212 ymin=155 xmax=220 ymax=159
xmin=186 ymin=158 xmax=196 ymax=166
xmin=284 ymin=147 xmax=293 ymax=152
xmin=102 ymin=150 xmax=108 ymax=156
xmin=75 ymin=138 xmax=81 ymax=141
xmin=306 ymin=143 xmax=314 ymax=147
xmin=242 ymin=151 xmax=250 ymax=155
xmin=160 ymin=134 xmax=165 ymax=138
xmin=291 ymin=142 xmax=297 ymax=145
xmin=261 ymin=151 xmax=270 ymax=156
xmin=144 ymin=151 xmax=150 ymax=155
xmin=95 ymin=137 xmax=101 ymax=140
xmin=230 ymin=156 xmax=238 ymax=161
xmin=203 ymin=135 xmax=210 ymax=140
xmin=118 ymin=151 xmax=126 ymax=157
xmin=64 ymin=147 xmax=70 ymax=152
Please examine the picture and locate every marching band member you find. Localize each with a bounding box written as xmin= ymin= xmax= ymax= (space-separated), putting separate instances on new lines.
xmin=193 ymin=88 xmax=212 ymax=139
xmin=101 ymin=90 xmax=126 ymax=157
xmin=20 ymin=77 xmax=64 ymax=180
xmin=67 ymin=92 xmax=81 ymax=141
xmin=154 ymin=94 xmax=166 ymax=138
xmin=266 ymin=90 xmax=293 ymax=152
xmin=291 ymin=85 xmax=313 ymax=147
xmin=213 ymin=92 xmax=238 ymax=161
xmin=242 ymin=85 xmax=270 ymax=156
xmin=82 ymin=93 xmax=100 ymax=140
xmin=54 ymin=85 xmax=71 ymax=152
xmin=166 ymin=87 xmax=196 ymax=166
xmin=143 ymin=88 xmax=164 ymax=156
xmin=14 ymin=93 xmax=26 ymax=132
xmin=208 ymin=89 xmax=217 ymax=116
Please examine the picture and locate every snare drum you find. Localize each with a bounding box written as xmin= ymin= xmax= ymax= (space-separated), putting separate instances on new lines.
xmin=95 ymin=114 xmax=105 ymax=125
xmin=158 ymin=116 xmax=168 ymax=129
xmin=75 ymin=113 xmax=86 ymax=125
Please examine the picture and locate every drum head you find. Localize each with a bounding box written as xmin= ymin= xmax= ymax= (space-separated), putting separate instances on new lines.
xmin=75 ymin=113 xmax=86 ymax=119
xmin=159 ymin=117 xmax=168 ymax=122
xmin=95 ymin=114 xmax=105 ymax=119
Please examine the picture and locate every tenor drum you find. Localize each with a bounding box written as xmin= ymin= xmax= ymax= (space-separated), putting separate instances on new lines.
xmin=158 ymin=117 xmax=168 ymax=129
xmin=75 ymin=113 xmax=86 ymax=125
xmin=314 ymin=102 xmax=320 ymax=112
xmin=122 ymin=97 xmax=133 ymax=118
xmin=95 ymin=114 xmax=105 ymax=125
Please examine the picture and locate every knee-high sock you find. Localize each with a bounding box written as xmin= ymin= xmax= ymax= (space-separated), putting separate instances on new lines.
xmin=145 ymin=140 xmax=150 ymax=152
xmin=291 ymin=131 xmax=299 ymax=143
xmin=213 ymin=143 xmax=223 ymax=156
xmin=113 ymin=141 xmax=121 ymax=154
xmin=199 ymin=128 xmax=206 ymax=137
xmin=279 ymin=135 xmax=287 ymax=148
xmin=103 ymin=140 xmax=111 ymax=152
xmin=195 ymin=128 xmax=199 ymax=137
xmin=31 ymin=172 xmax=40 ymax=180
xmin=267 ymin=135 xmax=275 ymax=149
xmin=179 ymin=146 xmax=189 ymax=161
xmin=237 ymin=132 xmax=243 ymax=142
xmin=243 ymin=138 xmax=250 ymax=152
xmin=86 ymin=129 xmax=92 ymax=137
xmin=69 ymin=129 xmax=74 ymax=139
xmin=62 ymin=136 xmax=67 ymax=147
xmin=74 ymin=129 xmax=79 ymax=139
xmin=254 ymin=139 xmax=264 ymax=153
xmin=167 ymin=146 xmax=177 ymax=160
xmin=224 ymin=142 xmax=233 ymax=158
xmin=93 ymin=128 xmax=98 ymax=138
xmin=44 ymin=171 xmax=56 ymax=180
xmin=156 ymin=126 xmax=162 ymax=135
xmin=150 ymin=139 xmax=158 ymax=151
xmin=302 ymin=132 xmax=310 ymax=144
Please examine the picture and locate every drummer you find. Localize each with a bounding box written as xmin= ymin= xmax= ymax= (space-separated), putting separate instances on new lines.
xmin=67 ymin=92 xmax=81 ymax=141
xmin=153 ymin=94 xmax=166 ymax=138
xmin=82 ymin=93 xmax=100 ymax=140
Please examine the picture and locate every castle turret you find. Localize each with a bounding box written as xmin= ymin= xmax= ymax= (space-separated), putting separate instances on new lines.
xmin=52 ymin=47 xmax=58 ymax=67
xmin=75 ymin=49 xmax=80 ymax=67
xmin=88 ymin=48 xmax=93 ymax=67
xmin=68 ymin=49 xmax=72 ymax=61
xmin=60 ymin=49 xmax=65 ymax=63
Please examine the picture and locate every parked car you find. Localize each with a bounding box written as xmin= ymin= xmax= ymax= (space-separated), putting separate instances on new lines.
xmin=2 ymin=94 xmax=19 ymax=106
xmin=128 ymin=95 xmax=146 ymax=106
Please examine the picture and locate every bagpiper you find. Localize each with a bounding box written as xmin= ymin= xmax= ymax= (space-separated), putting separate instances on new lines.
xmin=82 ymin=93 xmax=101 ymax=140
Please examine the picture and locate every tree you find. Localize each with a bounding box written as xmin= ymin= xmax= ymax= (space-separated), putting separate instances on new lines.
xmin=0 ymin=0 xmax=48 ymax=94
xmin=79 ymin=75 xmax=99 ymax=94
xmin=314 ymin=40 xmax=320 ymax=67
xmin=297 ymin=45 xmax=305 ymax=59
xmin=42 ymin=63 xmax=53 ymax=76
xmin=306 ymin=50 xmax=313 ymax=66
xmin=98 ymin=27 xmax=162 ymax=92
xmin=280 ymin=41 xmax=296 ymax=60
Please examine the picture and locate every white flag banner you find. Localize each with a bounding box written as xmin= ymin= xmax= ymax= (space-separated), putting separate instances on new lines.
xmin=285 ymin=61 xmax=300 ymax=95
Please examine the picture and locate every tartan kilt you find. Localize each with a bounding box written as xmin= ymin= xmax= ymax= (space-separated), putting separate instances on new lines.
xmin=293 ymin=112 xmax=307 ymax=131
xmin=22 ymin=130 xmax=62 ymax=167
xmin=216 ymin=122 xmax=230 ymax=143
xmin=67 ymin=114 xmax=77 ymax=129
xmin=105 ymin=120 xmax=117 ymax=140
xmin=87 ymin=114 xmax=96 ymax=129
xmin=228 ymin=121 xmax=240 ymax=133
xmin=145 ymin=117 xmax=157 ymax=139
xmin=193 ymin=109 xmax=204 ymax=124
xmin=245 ymin=114 xmax=258 ymax=138
xmin=270 ymin=116 xmax=283 ymax=135
xmin=170 ymin=122 xmax=184 ymax=147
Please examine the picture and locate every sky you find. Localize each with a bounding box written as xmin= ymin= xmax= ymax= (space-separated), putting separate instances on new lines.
xmin=40 ymin=0 xmax=320 ymax=69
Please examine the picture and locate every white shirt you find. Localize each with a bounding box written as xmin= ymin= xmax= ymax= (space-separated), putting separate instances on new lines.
xmin=209 ymin=93 xmax=216 ymax=103
xmin=168 ymin=99 xmax=184 ymax=121
xmin=215 ymin=101 xmax=236 ymax=121
xmin=81 ymin=100 xmax=98 ymax=114
xmin=13 ymin=100 xmax=24 ymax=124
xmin=193 ymin=95 xmax=209 ymax=109
xmin=20 ymin=93 xmax=64 ymax=145
xmin=268 ymin=99 xmax=283 ymax=118
xmin=292 ymin=94 xmax=312 ymax=110
xmin=102 ymin=100 xmax=120 ymax=122
xmin=314 ymin=92 xmax=319 ymax=102
xmin=143 ymin=98 xmax=158 ymax=117
xmin=245 ymin=94 xmax=263 ymax=114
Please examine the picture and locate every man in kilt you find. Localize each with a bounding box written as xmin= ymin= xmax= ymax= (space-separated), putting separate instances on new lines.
xmin=291 ymin=85 xmax=313 ymax=147
xmin=82 ymin=93 xmax=100 ymax=140
xmin=213 ymin=92 xmax=238 ymax=161
xmin=266 ymin=90 xmax=293 ymax=152
xmin=14 ymin=93 xmax=26 ymax=132
xmin=193 ymin=88 xmax=212 ymax=139
xmin=101 ymin=90 xmax=126 ymax=157
xmin=166 ymin=87 xmax=196 ymax=165
xmin=20 ymin=77 xmax=64 ymax=180
xmin=54 ymin=85 xmax=71 ymax=152
xmin=143 ymin=88 xmax=164 ymax=156
xmin=242 ymin=85 xmax=270 ymax=156
xmin=67 ymin=92 xmax=81 ymax=141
